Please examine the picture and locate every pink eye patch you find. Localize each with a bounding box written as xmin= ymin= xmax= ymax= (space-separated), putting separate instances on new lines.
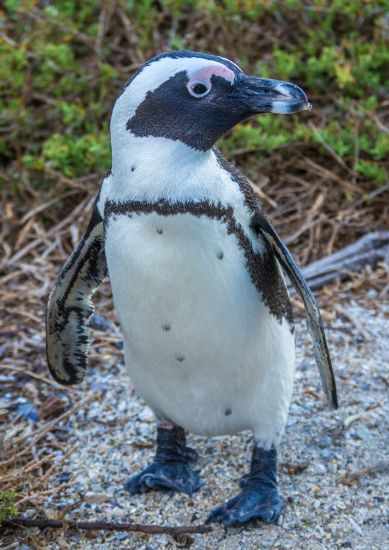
xmin=188 ymin=64 xmax=235 ymax=87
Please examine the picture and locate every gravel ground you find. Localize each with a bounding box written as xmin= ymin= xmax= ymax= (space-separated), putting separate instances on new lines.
xmin=14 ymin=302 xmax=389 ymax=549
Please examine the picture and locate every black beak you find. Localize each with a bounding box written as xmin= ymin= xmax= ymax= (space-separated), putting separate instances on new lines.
xmin=235 ymin=74 xmax=311 ymax=115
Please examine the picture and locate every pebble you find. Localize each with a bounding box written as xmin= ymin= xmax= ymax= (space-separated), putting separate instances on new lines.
xmin=16 ymin=401 xmax=39 ymax=422
xmin=0 ymin=374 xmax=15 ymax=383
xmin=115 ymin=533 xmax=129 ymax=541
xmin=366 ymin=289 xmax=377 ymax=299
xmin=351 ymin=426 xmax=373 ymax=442
xmin=317 ymin=435 xmax=332 ymax=449
xmin=314 ymin=463 xmax=327 ymax=474
xmin=349 ymin=517 xmax=363 ymax=536
xmin=57 ymin=471 xmax=71 ymax=483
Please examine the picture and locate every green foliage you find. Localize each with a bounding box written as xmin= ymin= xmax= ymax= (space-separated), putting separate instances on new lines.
xmin=223 ymin=116 xmax=301 ymax=155
xmin=355 ymin=160 xmax=387 ymax=184
xmin=0 ymin=491 xmax=17 ymax=523
xmin=39 ymin=132 xmax=110 ymax=177
xmin=0 ymin=0 xmax=387 ymax=196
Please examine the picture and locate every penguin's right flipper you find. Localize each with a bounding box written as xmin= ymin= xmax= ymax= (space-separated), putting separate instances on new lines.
xmin=251 ymin=211 xmax=338 ymax=410
xmin=46 ymin=196 xmax=107 ymax=385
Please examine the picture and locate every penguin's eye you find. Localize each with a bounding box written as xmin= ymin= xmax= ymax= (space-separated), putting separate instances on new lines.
xmin=187 ymin=81 xmax=211 ymax=98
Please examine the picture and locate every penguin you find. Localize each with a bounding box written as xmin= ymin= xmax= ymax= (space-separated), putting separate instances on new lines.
xmin=46 ymin=50 xmax=338 ymax=527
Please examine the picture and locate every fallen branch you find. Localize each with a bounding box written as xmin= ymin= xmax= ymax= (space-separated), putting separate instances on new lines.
xmin=339 ymin=461 xmax=389 ymax=486
xmin=301 ymin=231 xmax=389 ymax=290
xmin=2 ymin=517 xmax=213 ymax=536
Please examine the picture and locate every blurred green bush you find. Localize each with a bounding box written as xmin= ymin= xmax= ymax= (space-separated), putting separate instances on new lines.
xmin=0 ymin=0 xmax=388 ymax=197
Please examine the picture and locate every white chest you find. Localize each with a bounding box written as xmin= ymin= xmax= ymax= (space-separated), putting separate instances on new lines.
xmin=104 ymin=209 xmax=295 ymax=443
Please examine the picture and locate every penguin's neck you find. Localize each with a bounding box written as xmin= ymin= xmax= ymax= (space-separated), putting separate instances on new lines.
xmin=110 ymin=134 xmax=229 ymax=205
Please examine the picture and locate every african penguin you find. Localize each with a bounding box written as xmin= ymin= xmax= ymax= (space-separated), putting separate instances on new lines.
xmin=46 ymin=50 xmax=338 ymax=527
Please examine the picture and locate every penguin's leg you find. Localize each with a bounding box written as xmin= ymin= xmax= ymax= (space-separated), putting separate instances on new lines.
xmin=206 ymin=443 xmax=283 ymax=526
xmin=125 ymin=422 xmax=203 ymax=496
xmin=206 ymin=343 xmax=292 ymax=526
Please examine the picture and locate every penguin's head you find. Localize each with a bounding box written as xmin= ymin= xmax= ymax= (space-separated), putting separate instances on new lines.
xmin=111 ymin=51 xmax=310 ymax=153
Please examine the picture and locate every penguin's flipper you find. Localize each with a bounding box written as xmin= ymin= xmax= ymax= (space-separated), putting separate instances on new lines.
xmin=46 ymin=197 xmax=107 ymax=385
xmin=251 ymin=211 xmax=338 ymax=410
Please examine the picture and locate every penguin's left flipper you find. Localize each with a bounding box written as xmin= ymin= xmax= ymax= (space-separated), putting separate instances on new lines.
xmin=46 ymin=195 xmax=107 ymax=385
xmin=251 ymin=211 xmax=338 ymax=410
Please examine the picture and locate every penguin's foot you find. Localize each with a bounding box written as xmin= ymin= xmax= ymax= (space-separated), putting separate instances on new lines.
xmin=207 ymin=444 xmax=284 ymax=527
xmin=206 ymin=483 xmax=284 ymax=526
xmin=125 ymin=461 xmax=202 ymax=495
xmin=125 ymin=424 xmax=203 ymax=496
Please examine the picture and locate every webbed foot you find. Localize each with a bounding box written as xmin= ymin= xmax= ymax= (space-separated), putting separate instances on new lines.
xmin=125 ymin=461 xmax=202 ymax=495
xmin=207 ymin=484 xmax=284 ymax=526
xmin=125 ymin=424 xmax=203 ymax=496
xmin=207 ymin=445 xmax=284 ymax=526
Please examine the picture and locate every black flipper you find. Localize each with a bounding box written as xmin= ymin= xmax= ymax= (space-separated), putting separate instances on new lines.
xmin=251 ymin=211 xmax=338 ymax=410
xmin=46 ymin=196 xmax=107 ymax=385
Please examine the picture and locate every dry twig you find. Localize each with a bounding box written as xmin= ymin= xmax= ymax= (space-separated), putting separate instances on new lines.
xmin=339 ymin=461 xmax=389 ymax=486
xmin=2 ymin=517 xmax=213 ymax=536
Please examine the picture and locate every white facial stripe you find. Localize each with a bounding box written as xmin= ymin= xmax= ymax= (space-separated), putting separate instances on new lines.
xmin=114 ymin=57 xmax=235 ymax=123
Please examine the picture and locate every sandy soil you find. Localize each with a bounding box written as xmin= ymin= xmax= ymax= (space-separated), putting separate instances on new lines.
xmin=4 ymin=301 xmax=389 ymax=549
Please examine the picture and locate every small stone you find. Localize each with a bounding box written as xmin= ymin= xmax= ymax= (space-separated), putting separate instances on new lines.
xmin=138 ymin=408 xmax=154 ymax=423
xmin=16 ymin=402 xmax=39 ymax=422
xmin=0 ymin=375 xmax=15 ymax=383
xmin=217 ymin=251 xmax=224 ymax=260
xmin=57 ymin=471 xmax=71 ymax=483
xmin=349 ymin=517 xmax=363 ymax=536
xmin=320 ymin=448 xmax=335 ymax=460
xmin=318 ymin=435 xmax=332 ymax=449
xmin=225 ymin=408 xmax=232 ymax=416
xmin=351 ymin=426 xmax=372 ymax=442
xmin=156 ymin=228 xmax=163 ymax=234
xmin=176 ymin=354 xmax=185 ymax=363
xmin=314 ymin=463 xmax=327 ymax=475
